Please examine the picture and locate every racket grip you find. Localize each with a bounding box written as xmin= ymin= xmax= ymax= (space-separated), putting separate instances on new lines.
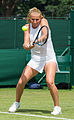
xmin=27 ymin=42 xmax=33 ymax=47
xmin=33 ymin=39 xmax=39 ymax=45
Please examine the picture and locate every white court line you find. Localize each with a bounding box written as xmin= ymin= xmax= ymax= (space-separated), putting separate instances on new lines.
xmin=0 ymin=111 xmax=74 ymax=120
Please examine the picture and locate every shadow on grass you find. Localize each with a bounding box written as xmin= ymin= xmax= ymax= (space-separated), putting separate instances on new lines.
xmin=17 ymin=109 xmax=51 ymax=114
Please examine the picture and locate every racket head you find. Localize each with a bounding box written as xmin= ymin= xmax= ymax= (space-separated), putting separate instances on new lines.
xmin=33 ymin=25 xmax=49 ymax=46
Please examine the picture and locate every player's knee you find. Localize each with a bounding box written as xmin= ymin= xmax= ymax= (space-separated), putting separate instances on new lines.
xmin=18 ymin=74 xmax=27 ymax=86
xmin=18 ymin=78 xmax=23 ymax=86
xmin=46 ymin=74 xmax=55 ymax=88
xmin=46 ymin=80 xmax=54 ymax=88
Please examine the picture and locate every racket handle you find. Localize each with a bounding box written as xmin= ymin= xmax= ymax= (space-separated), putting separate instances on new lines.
xmin=33 ymin=39 xmax=39 ymax=45
xmin=27 ymin=42 xmax=33 ymax=47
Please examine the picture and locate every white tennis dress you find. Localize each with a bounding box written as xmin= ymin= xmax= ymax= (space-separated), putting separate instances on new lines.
xmin=27 ymin=23 xmax=59 ymax=73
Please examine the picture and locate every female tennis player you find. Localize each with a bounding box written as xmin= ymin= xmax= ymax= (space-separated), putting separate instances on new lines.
xmin=9 ymin=7 xmax=62 ymax=115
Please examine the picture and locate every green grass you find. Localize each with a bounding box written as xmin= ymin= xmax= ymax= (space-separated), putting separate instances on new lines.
xmin=0 ymin=87 xmax=74 ymax=120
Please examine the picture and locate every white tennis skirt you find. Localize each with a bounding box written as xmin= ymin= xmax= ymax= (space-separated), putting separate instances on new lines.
xmin=27 ymin=58 xmax=59 ymax=73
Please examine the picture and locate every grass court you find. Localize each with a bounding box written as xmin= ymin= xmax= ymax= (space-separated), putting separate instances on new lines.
xmin=0 ymin=87 xmax=74 ymax=120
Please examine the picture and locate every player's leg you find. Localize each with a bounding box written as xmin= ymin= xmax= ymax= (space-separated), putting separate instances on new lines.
xmin=16 ymin=65 xmax=38 ymax=102
xmin=9 ymin=65 xmax=38 ymax=112
xmin=44 ymin=62 xmax=61 ymax=115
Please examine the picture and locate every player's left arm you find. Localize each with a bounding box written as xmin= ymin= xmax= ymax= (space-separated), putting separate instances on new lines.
xmin=38 ymin=18 xmax=49 ymax=42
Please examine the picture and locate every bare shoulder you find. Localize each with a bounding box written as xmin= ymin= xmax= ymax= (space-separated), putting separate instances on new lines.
xmin=41 ymin=18 xmax=48 ymax=23
xmin=25 ymin=24 xmax=29 ymax=27
xmin=41 ymin=18 xmax=49 ymax=28
xmin=25 ymin=24 xmax=30 ymax=29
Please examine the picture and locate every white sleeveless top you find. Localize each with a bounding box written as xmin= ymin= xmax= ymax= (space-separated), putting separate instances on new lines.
xmin=27 ymin=23 xmax=59 ymax=73
xmin=30 ymin=23 xmax=56 ymax=62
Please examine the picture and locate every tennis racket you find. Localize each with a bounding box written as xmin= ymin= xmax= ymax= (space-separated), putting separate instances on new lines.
xmin=28 ymin=25 xmax=49 ymax=47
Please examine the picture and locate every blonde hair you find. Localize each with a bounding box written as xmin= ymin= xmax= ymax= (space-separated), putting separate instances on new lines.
xmin=27 ymin=7 xmax=43 ymax=23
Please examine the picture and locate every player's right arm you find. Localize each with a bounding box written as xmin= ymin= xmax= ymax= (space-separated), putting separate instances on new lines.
xmin=23 ymin=24 xmax=34 ymax=51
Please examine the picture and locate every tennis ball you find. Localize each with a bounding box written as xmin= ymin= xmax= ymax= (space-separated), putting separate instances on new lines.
xmin=22 ymin=26 xmax=28 ymax=31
